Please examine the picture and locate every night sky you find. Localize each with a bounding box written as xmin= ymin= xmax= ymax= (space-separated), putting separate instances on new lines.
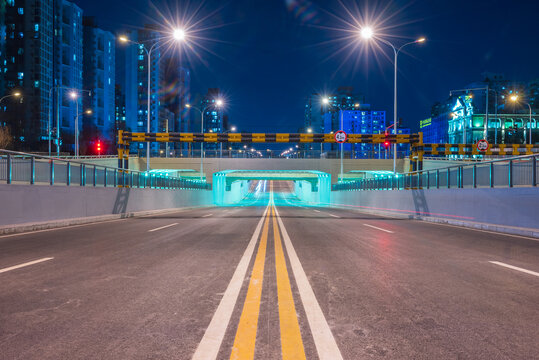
xmin=75 ymin=0 xmax=539 ymax=133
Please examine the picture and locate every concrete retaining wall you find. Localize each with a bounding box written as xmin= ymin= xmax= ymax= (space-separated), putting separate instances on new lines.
xmin=0 ymin=184 xmax=213 ymax=234
xmin=331 ymin=188 xmax=539 ymax=237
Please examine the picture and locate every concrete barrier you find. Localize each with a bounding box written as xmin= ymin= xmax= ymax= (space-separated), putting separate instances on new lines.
xmin=331 ymin=188 xmax=539 ymax=238
xmin=0 ymin=184 xmax=213 ymax=234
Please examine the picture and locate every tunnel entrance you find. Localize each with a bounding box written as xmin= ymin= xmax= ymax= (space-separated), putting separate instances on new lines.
xmin=212 ymin=170 xmax=331 ymax=207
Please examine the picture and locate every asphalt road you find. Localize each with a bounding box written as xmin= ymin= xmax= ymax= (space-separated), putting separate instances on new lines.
xmin=1 ymin=181 xmax=538 ymax=359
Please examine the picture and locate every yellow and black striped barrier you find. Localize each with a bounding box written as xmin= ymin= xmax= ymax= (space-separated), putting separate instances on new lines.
xmin=418 ymin=143 xmax=538 ymax=156
xmin=118 ymin=131 xmax=421 ymax=144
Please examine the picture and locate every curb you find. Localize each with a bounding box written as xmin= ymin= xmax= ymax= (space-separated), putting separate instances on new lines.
xmin=329 ymin=205 xmax=539 ymax=239
xmin=0 ymin=206 xmax=214 ymax=236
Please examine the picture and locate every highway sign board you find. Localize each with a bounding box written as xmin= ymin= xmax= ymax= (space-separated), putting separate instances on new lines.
xmin=334 ymin=130 xmax=347 ymax=143
xmin=477 ymin=139 xmax=489 ymax=152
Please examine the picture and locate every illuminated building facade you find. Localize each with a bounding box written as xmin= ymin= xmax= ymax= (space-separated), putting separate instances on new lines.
xmin=1 ymin=0 xmax=55 ymax=149
xmin=0 ymin=0 xmax=85 ymax=151
xmin=124 ymin=25 xmax=164 ymax=153
xmin=423 ymin=74 xmax=538 ymax=145
xmin=324 ymin=109 xmax=387 ymax=158
xmin=82 ymin=16 xmax=115 ymax=146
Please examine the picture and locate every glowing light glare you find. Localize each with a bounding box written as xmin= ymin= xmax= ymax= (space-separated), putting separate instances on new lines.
xmin=185 ymin=104 xmax=191 ymax=108
xmin=307 ymin=127 xmax=313 ymax=133
xmin=173 ymin=28 xmax=186 ymax=41
xmin=118 ymin=36 xmax=128 ymax=43
xmin=231 ymin=126 xmax=237 ymax=132
xmin=85 ymin=109 xmax=93 ymax=115
xmin=216 ymin=99 xmax=224 ymax=107
xmin=416 ymin=37 xmax=426 ymax=43
xmin=13 ymin=92 xmax=21 ymax=97
xmin=510 ymin=95 xmax=519 ymax=102
xmin=69 ymin=92 xmax=78 ymax=99
xmin=360 ymin=27 xmax=374 ymax=39
xmin=322 ymin=98 xmax=330 ymax=105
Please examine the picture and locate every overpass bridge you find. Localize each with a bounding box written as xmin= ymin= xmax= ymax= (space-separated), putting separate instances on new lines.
xmin=1 ymin=149 xmax=539 ymax=359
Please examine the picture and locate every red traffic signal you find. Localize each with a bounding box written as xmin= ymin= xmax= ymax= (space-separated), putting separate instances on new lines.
xmin=96 ymin=140 xmax=102 ymax=155
xmin=383 ymin=140 xmax=390 ymax=148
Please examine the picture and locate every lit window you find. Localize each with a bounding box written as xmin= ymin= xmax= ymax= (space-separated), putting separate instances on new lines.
xmin=34 ymin=81 xmax=39 ymax=87
xmin=34 ymin=24 xmax=39 ymax=32
xmin=18 ymin=8 xmax=23 ymax=14
xmin=17 ymin=72 xmax=24 ymax=79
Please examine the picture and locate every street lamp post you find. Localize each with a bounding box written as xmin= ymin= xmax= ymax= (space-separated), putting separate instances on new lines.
xmin=186 ymin=100 xmax=224 ymax=180
xmin=360 ymin=27 xmax=425 ymax=174
xmin=119 ymin=29 xmax=185 ymax=172
xmin=47 ymin=86 xmax=91 ymax=157
xmin=510 ymin=95 xmax=533 ymax=144
xmin=220 ymin=126 xmax=236 ymax=158
xmin=69 ymin=90 xmax=92 ymax=158
xmin=74 ymin=109 xmax=93 ymax=158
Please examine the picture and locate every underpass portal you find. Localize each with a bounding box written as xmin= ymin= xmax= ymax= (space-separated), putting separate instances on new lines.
xmin=212 ymin=170 xmax=331 ymax=207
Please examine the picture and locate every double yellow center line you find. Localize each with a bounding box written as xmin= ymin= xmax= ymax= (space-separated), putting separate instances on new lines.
xmin=230 ymin=189 xmax=307 ymax=360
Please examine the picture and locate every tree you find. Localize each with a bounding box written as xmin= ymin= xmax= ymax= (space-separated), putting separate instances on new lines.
xmin=0 ymin=126 xmax=12 ymax=149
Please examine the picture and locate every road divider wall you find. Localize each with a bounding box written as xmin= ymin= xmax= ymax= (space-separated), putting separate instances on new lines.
xmin=0 ymin=184 xmax=213 ymax=234
xmin=331 ymin=188 xmax=539 ymax=238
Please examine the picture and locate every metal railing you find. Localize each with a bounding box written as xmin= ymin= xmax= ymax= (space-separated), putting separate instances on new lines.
xmin=333 ymin=154 xmax=538 ymax=191
xmin=0 ymin=150 xmax=210 ymax=190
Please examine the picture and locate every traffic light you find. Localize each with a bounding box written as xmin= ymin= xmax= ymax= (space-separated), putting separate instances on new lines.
xmin=96 ymin=140 xmax=102 ymax=155
xmin=383 ymin=133 xmax=391 ymax=149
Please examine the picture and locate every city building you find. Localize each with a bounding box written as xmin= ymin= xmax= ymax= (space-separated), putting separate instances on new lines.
xmin=0 ymin=0 xmax=86 ymax=152
xmin=114 ymin=84 xmax=126 ymax=133
xmin=1 ymin=0 xmax=54 ymax=150
xmin=124 ymin=25 xmax=164 ymax=153
xmin=323 ymin=108 xmax=387 ymax=158
xmin=82 ymin=16 xmax=115 ymax=149
xmin=420 ymin=114 xmax=450 ymax=144
xmin=423 ymin=74 xmax=538 ymax=145
xmin=177 ymin=66 xmax=190 ymax=133
xmin=304 ymin=93 xmax=325 ymax=133
xmin=53 ymin=0 xmax=83 ymax=152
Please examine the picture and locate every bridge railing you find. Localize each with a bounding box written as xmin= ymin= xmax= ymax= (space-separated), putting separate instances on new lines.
xmin=0 ymin=149 xmax=210 ymax=190
xmin=333 ymin=154 xmax=538 ymax=191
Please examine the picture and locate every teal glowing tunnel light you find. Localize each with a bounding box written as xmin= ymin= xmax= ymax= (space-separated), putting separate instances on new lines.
xmin=212 ymin=170 xmax=331 ymax=207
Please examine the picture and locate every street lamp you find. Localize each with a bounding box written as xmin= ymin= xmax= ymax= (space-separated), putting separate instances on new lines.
xmin=185 ymin=99 xmax=224 ymax=180
xmin=119 ymin=28 xmax=186 ymax=172
xmin=510 ymin=95 xmax=533 ymax=144
xmin=69 ymin=90 xmax=91 ymax=157
xmin=360 ymin=26 xmax=426 ymax=174
xmin=73 ymin=109 xmax=92 ymax=157
xmin=47 ymin=86 xmax=91 ymax=157
xmin=219 ymin=125 xmax=236 ymax=158
xmin=0 ymin=91 xmax=21 ymax=106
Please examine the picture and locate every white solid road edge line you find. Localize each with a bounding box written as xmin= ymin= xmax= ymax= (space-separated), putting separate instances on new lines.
xmin=201 ymin=214 xmax=213 ymax=218
xmin=148 ymin=223 xmax=179 ymax=232
xmin=489 ymin=261 xmax=539 ymax=277
xmin=191 ymin=205 xmax=270 ymax=360
xmin=363 ymin=223 xmax=394 ymax=233
xmin=328 ymin=213 xmax=340 ymax=218
xmin=274 ymin=205 xmax=344 ymax=360
xmin=0 ymin=257 xmax=54 ymax=274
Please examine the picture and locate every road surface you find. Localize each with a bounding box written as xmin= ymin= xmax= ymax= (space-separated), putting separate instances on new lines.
xmin=1 ymin=181 xmax=538 ymax=359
